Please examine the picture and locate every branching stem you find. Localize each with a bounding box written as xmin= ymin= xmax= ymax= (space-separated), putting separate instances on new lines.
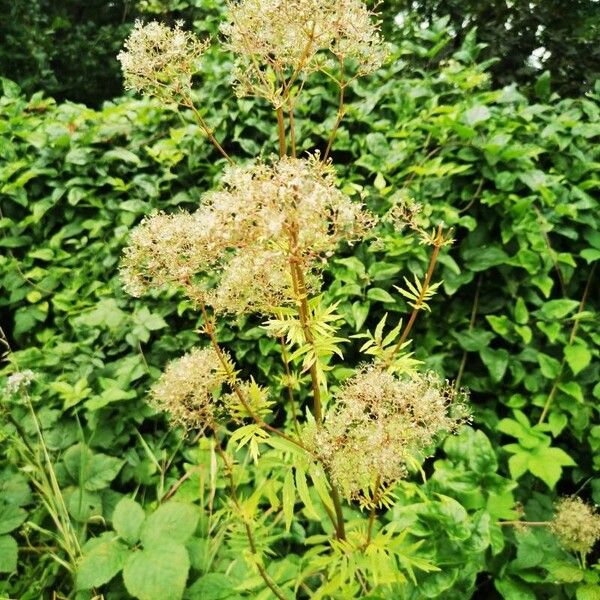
xmin=394 ymin=225 xmax=444 ymax=354
xmin=323 ymin=83 xmax=345 ymax=162
xmin=198 ymin=302 xmax=307 ymax=452
xmin=181 ymin=99 xmax=234 ymax=164
xmin=215 ymin=443 xmax=289 ymax=600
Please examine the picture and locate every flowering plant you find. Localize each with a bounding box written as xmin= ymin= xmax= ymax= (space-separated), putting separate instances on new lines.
xmin=117 ymin=4 xmax=469 ymax=597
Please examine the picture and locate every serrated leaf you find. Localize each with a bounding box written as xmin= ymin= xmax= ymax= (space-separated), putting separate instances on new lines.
xmin=0 ymin=503 xmax=27 ymax=534
xmin=140 ymin=502 xmax=198 ymax=547
xmin=282 ymin=470 xmax=295 ymax=533
xmin=63 ymin=443 xmax=124 ymax=491
xmin=0 ymin=535 xmax=17 ymax=573
xmin=76 ymin=534 xmax=129 ymax=589
xmin=113 ymin=498 xmax=145 ymax=545
xmin=123 ymin=541 xmax=189 ymax=600
xmin=295 ymin=467 xmax=319 ymax=520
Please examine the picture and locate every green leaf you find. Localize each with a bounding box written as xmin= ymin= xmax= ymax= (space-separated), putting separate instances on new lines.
xmin=186 ymin=573 xmax=239 ymax=600
xmin=514 ymin=298 xmax=529 ymax=324
xmin=463 ymin=105 xmax=491 ymax=126
xmin=140 ymin=502 xmax=198 ymax=546
xmin=539 ymin=299 xmax=580 ymax=319
xmin=480 ymin=347 xmax=509 ymax=382
xmin=495 ymin=577 xmax=537 ymax=600
xmin=534 ymin=70 xmax=551 ymax=100
xmin=123 ymin=541 xmax=189 ymax=600
xmin=113 ymin=498 xmax=145 ymax=545
xmin=546 ymin=561 xmax=584 ymax=583
xmin=295 ymin=467 xmax=319 ymax=520
xmin=365 ymin=132 xmax=389 ymax=157
xmin=452 ymin=329 xmax=494 ymax=351
xmin=557 ymin=382 xmax=583 ymax=403
xmin=281 ymin=469 xmax=295 ymax=534
xmin=528 ymin=446 xmax=574 ymax=489
xmin=538 ymin=353 xmax=562 ymax=379
xmin=486 ymin=315 xmax=511 ymax=337
xmin=351 ymin=301 xmax=369 ymax=331
xmin=581 ymin=248 xmax=600 ymax=263
xmin=76 ymin=534 xmax=129 ymax=590
xmin=104 ymin=148 xmax=142 ymax=165
xmin=0 ymin=503 xmax=27 ymax=534
xmin=63 ymin=443 xmax=124 ymax=491
xmin=463 ymin=246 xmax=509 ymax=271
xmin=564 ymin=343 xmax=591 ymax=375
xmin=366 ymin=287 xmax=395 ymax=303
xmin=577 ymin=585 xmax=600 ymax=600
xmin=0 ymin=535 xmax=18 ymax=573
xmin=368 ymin=262 xmax=401 ymax=281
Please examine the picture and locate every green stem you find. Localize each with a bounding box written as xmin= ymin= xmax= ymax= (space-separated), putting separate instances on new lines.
xmin=215 ymin=443 xmax=288 ymax=600
xmin=276 ymin=107 xmax=287 ymax=157
xmin=538 ymin=263 xmax=596 ymax=424
xmin=394 ymin=226 xmax=443 ymax=355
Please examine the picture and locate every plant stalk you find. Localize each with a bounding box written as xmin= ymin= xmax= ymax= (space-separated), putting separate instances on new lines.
xmin=394 ymin=225 xmax=444 ymax=354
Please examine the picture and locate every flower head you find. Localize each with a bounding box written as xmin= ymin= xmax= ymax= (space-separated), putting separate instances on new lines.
xmin=118 ymin=20 xmax=208 ymax=102
xmin=150 ymin=347 xmax=228 ymax=432
xmin=308 ymin=368 xmax=469 ymax=501
xmin=221 ymin=0 xmax=387 ymax=102
xmin=550 ymin=497 xmax=600 ymax=556
xmin=5 ymin=370 xmax=35 ymax=395
xmin=121 ymin=156 xmax=376 ymax=314
xmin=120 ymin=211 xmax=220 ymax=297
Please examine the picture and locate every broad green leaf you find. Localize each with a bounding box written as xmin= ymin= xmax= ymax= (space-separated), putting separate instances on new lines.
xmin=351 ymin=301 xmax=370 ymax=331
xmin=366 ymin=288 xmax=395 ymax=303
xmin=514 ymin=298 xmax=529 ymax=324
xmin=495 ymin=577 xmax=537 ymax=600
xmin=480 ymin=347 xmax=509 ymax=382
xmin=558 ymin=381 xmax=584 ymax=403
xmin=507 ymin=452 xmax=529 ymax=480
xmin=527 ymin=446 xmax=574 ymax=489
xmin=538 ymin=353 xmax=561 ymax=379
xmin=76 ymin=534 xmax=129 ymax=590
xmin=463 ymin=105 xmax=491 ymax=126
xmin=539 ymin=299 xmax=580 ymax=320
xmin=546 ymin=561 xmax=584 ymax=583
xmin=63 ymin=443 xmax=124 ymax=491
xmin=564 ymin=343 xmax=591 ymax=375
xmin=577 ymin=585 xmax=600 ymax=600
xmin=0 ymin=535 xmax=17 ymax=573
xmin=113 ymin=498 xmax=145 ymax=545
xmin=104 ymin=148 xmax=142 ymax=165
xmin=186 ymin=573 xmax=239 ymax=600
xmin=452 ymin=329 xmax=494 ymax=352
xmin=0 ymin=503 xmax=27 ymax=534
xmin=140 ymin=502 xmax=198 ymax=546
xmin=123 ymin=541 xmax=189 ymax=600
xmin=463 ymin=246 xmax=509 ymax=271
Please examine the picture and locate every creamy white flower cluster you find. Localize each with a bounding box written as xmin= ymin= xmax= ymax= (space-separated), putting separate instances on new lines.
xmin=221 ymin=0 xmax=387 ymax=103
xmin=308 ymin=368 xmax=470 ymax=500
xmin=118 ymin=20 xmax=208 ymax=102
xmin=121 ymin=157 xmax=376 ymax=314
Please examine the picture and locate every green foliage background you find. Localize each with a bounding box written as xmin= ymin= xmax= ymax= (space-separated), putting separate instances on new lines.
xmin=0 ymin=9 xmax=599 ymax=600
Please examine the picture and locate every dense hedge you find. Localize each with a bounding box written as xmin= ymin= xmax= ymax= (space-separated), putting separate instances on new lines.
xmin=1 ymin=21 xmax=599 ymax=598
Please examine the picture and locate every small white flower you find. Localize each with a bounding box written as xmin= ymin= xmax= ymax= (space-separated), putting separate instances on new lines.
xmin=6 ymin=370 xmax=35 ymax=395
